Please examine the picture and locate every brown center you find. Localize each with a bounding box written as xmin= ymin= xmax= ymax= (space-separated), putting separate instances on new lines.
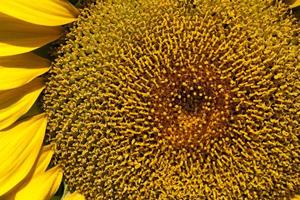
xmin=149 ymin=65 xmax=231 ymax=149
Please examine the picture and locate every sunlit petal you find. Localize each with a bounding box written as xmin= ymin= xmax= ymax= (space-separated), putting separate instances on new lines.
xmin=10 ymin=166 xmax=63 ymax=200
xmin=0 ymin=13 xmax=62 ymax=56
xmin=63 ymin=192 xmax=86 ymax=200
xmin=0 ymin=53 xmax=49 ymax=90
xmin=3 ymin=145 xmax=62 ymax=200
xmin=32 ymin=145 xmax=54 ymax=176
xmin=0 ymin=114 xmax=47 ymax=196
xmin=292 ymin=195 xmax=300 ymax=200
xmin=289 ymin=0 xmax=300 ymax=8
xmin=0 ymin=0 xmax=79 ymax=26
xmin=0 ymin=78 xmax=44 ymax=130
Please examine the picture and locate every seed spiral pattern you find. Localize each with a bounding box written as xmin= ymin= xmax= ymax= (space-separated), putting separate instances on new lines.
xmin=43 ymin=0 xmax=300 ymax=199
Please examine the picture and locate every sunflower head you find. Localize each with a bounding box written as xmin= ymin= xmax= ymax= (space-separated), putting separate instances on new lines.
xmin=43 ymin=0 xmax=300 ymax=199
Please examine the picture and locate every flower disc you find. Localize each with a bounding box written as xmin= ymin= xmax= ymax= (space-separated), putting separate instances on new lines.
xmin=43 ymin=0 xmax=300 ymax=199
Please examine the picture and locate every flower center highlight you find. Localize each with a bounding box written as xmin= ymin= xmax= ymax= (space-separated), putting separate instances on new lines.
xmin=43 ymin=0 xmax=300 ymax=199
xmin=149 ymin=65 xmax=231 ymax=148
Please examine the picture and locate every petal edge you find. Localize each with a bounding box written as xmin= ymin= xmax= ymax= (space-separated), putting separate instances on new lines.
xmin=0 ymin=53 xmax=49 ymax=90
xmin=0 ymin=0 xmax=79 ymax=26
xmin=0 ymin=114 xmax=47 ymax=196
xmin=0 ymin=78 xmax=45 ymax=130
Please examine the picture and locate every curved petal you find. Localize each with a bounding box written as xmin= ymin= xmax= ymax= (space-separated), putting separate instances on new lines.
xmin=0 ymin=53 xmax=49 ymax=90
xmin=0 ymin=0 xmax=79 ymax=26
xmin=64 ymin=192 xmax=86 ymax=200
xmin=0 ymin=13 xmax=62 ymax=57
xmin=289 ymin=0 xmax=300 ymax=8
xmin=0 ymin=114 xmax=47 ymax=196
xmin=0 ymin=78 xmax=44 ymax=130
xmin=292 ymin=195 xmax=300 ymax=200
xmin=32 ymin=145 xmax=54 ymax=176
xmin=3 ymin=145 xmax=62 ymax=200
xmin=12 ymin=166 xmax=63 ymax=200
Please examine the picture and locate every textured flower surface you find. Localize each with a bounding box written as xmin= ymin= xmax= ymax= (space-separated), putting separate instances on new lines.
xmin=0 ymin=0 xmax=84 ymax=199
xmin=1 ymin=0 xmax=300 ymax=199
xmin=42 ymin=0 xmax=300 ymax=199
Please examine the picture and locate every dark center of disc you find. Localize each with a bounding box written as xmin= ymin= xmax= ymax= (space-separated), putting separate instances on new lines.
xmin=149 ymin=66 xmax=231 ymax=149
xmin=174 ymin=83 xmax=208 ymax=113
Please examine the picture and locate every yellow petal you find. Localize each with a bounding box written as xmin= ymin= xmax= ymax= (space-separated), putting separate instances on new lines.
xmin=9 ymin=166 xmax=63 ymax=200
xmin=289 ymin=0 xmax=300 ymax=8
xmin=32 ymin=145 xmax=54 ymax=176
xmin=3 ymin=145 xmax=61 ymax=200
xmin=0 ymin=114 xmax=47 ymax=196
xmin=0 ymin=0 xmax=79 ymax=26
xmin=0 ymin=78 xmax=44 ymax=130
xmin=292 ymin=195 xmax=300 ymax=200
xmin=0 ymin=13 xmax=62 ymax=57
xmin=0 ymin=53 xmax=49 ymax=90
xmin=290 ymin=0 xmax=300 ymax=8
xmin=0 ymin=145 xmax=59 ymax=200
xmin=63 ymin=192 xmax=86 ymax=200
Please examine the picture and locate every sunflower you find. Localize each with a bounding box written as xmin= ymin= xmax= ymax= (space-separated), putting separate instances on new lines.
xmin=286 ymin=0 xmax=300 ymax=8
xmin=0 ymin=0 xmax=84 ymax=199
xmin=42 ymin=0 xmax=300 ymax=199
xmin=1 ymin=0 xmax=300 ymax=199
